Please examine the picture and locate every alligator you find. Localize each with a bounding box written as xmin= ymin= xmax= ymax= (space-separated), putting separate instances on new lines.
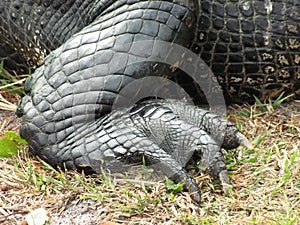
xmin=0 ymin=0 xmax=299 ymax=204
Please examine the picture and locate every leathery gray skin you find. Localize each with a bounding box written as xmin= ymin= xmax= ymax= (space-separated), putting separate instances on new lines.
xmin=3 ymin=0 xmax=287 ymax=204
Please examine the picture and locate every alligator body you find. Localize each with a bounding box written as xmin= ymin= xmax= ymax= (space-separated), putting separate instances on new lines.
xmin=0 ymin=0 xmax=299 ymax=203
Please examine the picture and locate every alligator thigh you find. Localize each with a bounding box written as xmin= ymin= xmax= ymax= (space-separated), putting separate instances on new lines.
xmin=17 ymin=0 xmax=198 ymax=172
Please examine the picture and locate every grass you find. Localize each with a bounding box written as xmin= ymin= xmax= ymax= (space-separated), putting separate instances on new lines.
xmin=0 ymin=71 xmax=299 ymax=224
xmin=0 ymin=62 xmax=26 ymax=112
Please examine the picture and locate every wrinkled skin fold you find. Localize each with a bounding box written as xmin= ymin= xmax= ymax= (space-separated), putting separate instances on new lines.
xmin=1 ymin=0 xmax=299 ymax=203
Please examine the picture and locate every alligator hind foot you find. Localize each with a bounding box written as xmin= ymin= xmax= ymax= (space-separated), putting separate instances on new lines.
xmin=86 ymin=99 xmax=252 ymax=204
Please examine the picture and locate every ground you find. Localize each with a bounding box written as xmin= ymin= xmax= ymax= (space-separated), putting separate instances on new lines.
xmin=0 ymin=89 xmax=299 ymax=224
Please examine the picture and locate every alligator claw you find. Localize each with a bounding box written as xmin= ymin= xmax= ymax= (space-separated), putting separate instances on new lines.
xmin=219 ymin=170 xmax=230 ymax=195
xmin=236 ymin=133 xmax=254 ymax=149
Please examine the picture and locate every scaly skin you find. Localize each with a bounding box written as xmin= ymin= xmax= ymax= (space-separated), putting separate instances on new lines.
xmin=2 ymin=0 xmax=298 ymax=203
xmin=193 ymin=0 xmax=300 ymax=102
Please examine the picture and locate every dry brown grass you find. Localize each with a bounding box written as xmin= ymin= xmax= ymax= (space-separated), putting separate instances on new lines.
xmin=0 ymin=95 xmax=299 ymax=225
